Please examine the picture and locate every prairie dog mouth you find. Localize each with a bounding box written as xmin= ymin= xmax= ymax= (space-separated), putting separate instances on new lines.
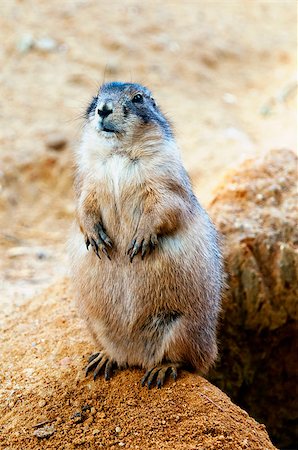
xmin=96 ymin=121 xmax=118 ymax=136
xmin=102 ymin=126 xmax=115 ymax=133
xmin=97 ymin=118 xmax=120 ymax=135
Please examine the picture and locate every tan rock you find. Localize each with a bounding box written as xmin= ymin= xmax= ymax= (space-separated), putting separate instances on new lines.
xmin=209 ymin=149 xmax=298 ymax=449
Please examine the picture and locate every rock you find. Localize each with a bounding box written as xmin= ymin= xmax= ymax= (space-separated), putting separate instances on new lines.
xmin=16 ymin=36 xmax=58 ymax=54
xmin=17 ymin=34 xmax=34 ymax=53
xmin=33 ymin=424 xmax=55 ymax=439
xmin=35 ymin=37 xmax=57 ymax=52
xmin=209 ymin=149 xmax=298 ymax=449
xmin=45 ymin=133 xmax=67 ymax=151
xmin=0 ymin=280 xmax=275 ymax=450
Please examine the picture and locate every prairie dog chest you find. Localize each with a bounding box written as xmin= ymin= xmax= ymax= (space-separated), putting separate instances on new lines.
xmin=94 ymin=154 xmax=143 ymax=209
xmin=109 ymin=155 xmax=140 ymax=193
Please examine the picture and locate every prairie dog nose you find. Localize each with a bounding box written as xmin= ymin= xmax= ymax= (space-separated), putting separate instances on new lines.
xmin=97 ymin=101 xmax=113 ymax=118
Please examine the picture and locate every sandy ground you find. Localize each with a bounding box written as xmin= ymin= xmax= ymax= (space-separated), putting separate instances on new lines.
xmin=0 ymin=0 xmax=296 ymax=448
xmin=0 ymin=280 xmax=276 ymax=449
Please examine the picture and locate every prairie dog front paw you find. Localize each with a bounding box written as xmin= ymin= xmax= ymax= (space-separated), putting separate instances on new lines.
xmin=127 ymin=230 xmax=158 ymax=262
xmin=82 ymin=221 xmax=113 ymax=260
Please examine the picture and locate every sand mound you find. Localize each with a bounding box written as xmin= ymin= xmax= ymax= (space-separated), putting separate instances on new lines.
xmin=1 ymin=280 xmax=275 ymax=449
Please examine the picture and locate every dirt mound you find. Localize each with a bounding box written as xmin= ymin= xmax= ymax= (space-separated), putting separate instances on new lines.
xmin=209 ymin=148 xmax=298 ymax=448
xmin=0 ymin=280 xmax=275 ymax=449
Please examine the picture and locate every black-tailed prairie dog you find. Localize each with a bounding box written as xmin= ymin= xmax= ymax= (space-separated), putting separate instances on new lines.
xmin=69 ymin=82 xmax=223 ymax=388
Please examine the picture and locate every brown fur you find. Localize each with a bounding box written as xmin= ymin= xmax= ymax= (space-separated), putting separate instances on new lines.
xmin=69 ymin=85 xmax=223 ymax=376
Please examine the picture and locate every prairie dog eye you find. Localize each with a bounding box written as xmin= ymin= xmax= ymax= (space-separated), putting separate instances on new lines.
xmin=132 ymin=93 xmax=143 ymax=103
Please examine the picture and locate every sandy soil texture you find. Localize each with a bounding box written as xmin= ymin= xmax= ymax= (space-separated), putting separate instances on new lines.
xmin=0 ymin=280 xmax=276 ymax=449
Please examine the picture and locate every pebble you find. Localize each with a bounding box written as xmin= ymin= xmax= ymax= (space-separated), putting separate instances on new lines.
xmin=33 ymin=425 xmax=55 ymax=439
xmin=256 ymin=193 xmax=264 ymax=201
xmin=46 ymin=133 xmax=67 ymax=151
xmin=38 ymin=399 xmax=47 ymax=408
xmin=115 ymin=426 xmax=121 ymax=433
xmin=35 ymin=37 xmax=57 ymax=52
xmin=16 ymin=35 xmax=58 ymax=54
xmin=17 ymin=34 xmax=34 ymax=53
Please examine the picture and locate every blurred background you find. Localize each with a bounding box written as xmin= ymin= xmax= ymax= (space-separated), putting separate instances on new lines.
xmin=0 ymin=0 xmax=296 ymax=447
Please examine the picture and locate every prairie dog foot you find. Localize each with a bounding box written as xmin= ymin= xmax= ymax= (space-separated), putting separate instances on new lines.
xmin=141 ymin=363 xmax=182 ymax=389
xmin=85 ymin=352 xmax=116 ymax=381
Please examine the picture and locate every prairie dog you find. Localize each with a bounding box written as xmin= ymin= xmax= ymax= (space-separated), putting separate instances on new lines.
xmin=69 ymin=82 xmax=223 ymax=388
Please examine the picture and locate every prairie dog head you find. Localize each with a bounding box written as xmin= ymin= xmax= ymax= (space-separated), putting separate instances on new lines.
xmin=84 ymin=82 xmax=173 ymax=151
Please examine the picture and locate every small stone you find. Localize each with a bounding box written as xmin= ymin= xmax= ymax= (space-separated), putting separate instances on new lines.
xmin=256 ymin=193 xmax=264 ymax=201
xmin=46 ymin=133 xmax=67 ymax=151
xmin=115 ymin=426 xmax=121 ymax=433
xmin=90 ymin=407 xmax=96 ymax=415
xmin=17 ymin=34 xmax=34 ymax=53
xmin=33 ymin=425 xmax=55 ymax=439
xmin=38 ymin=399 xmax=47 ymax=408
xmin=93 ymin=429 xmax=100 ymax=435
xmin=118 ymin=443 xmax=125 ymax=447
xmin=35 ymin=37 xmax=57 ymax=52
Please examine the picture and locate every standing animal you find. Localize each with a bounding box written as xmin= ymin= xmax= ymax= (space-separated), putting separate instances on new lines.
xmin=69 ymin=82 xmax=223 ymax=388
